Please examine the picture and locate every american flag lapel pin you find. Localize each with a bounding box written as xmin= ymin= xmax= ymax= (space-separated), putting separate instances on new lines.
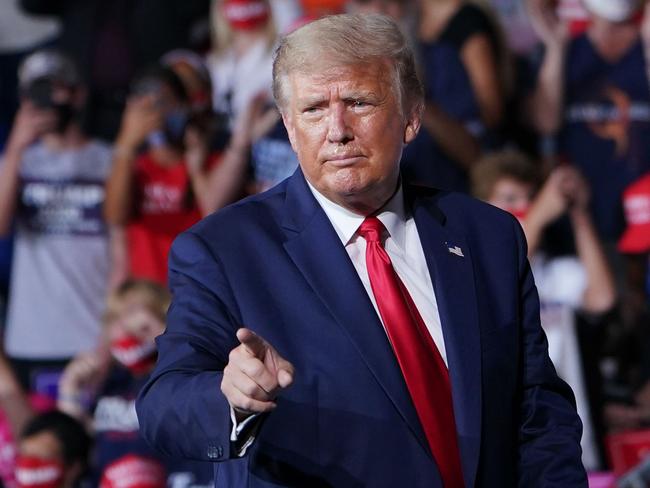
xmin=446 ymin=243 xmax=465 ymax=257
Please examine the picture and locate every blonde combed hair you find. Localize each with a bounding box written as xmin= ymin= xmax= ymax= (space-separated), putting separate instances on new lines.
xmin=272 ymin=14 xmax=424 ymax=115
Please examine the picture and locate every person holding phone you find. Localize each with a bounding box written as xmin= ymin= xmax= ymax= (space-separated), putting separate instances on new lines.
xmin=104 ymin=64 xmax=255 ymax=285
xmin=0 ymin=49 xmax=113 ymax=395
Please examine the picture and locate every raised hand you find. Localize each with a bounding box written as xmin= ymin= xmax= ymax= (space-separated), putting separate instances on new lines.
xmin=527 ymin=0 xmax=569 ymax=48
xmin=115 ymin=94 xmax=163 ymax=150
xmin=6 ymin=101 xmax=58 ymax=154
xmin=221 ymin=328 xmax=294 ymax=419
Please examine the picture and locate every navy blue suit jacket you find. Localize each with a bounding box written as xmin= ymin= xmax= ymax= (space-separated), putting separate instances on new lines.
xmin=136 ymin=169 xmax=587 ymax=487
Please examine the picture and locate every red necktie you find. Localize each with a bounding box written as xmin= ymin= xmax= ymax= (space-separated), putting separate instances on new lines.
xmin=358 ymin=217 xmax=464 ymax=488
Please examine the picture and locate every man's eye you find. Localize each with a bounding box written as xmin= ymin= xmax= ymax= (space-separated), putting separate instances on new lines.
xmin=351 ymin=100 xmax=373 ymax=110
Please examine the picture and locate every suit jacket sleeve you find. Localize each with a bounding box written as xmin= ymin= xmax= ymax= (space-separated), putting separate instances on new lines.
xmin=513 ymin=218 xmax=587 ymax=486
xmin=136 ymin=230 xmax=242 ymax=462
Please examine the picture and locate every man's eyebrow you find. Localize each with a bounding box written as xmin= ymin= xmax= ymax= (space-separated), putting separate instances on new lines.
xmin=296 ymin=95 xmax=328 ymax=108
xmin=342 ymin=90 xmax=380 ymax=100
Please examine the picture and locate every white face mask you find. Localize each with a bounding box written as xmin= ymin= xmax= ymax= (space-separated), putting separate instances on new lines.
xmin=582 ymin=0 xmax=641 ymax=22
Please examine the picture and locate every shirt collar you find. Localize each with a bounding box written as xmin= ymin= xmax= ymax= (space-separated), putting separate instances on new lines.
xmin=307 ymin=180 xmax=408 ymax=250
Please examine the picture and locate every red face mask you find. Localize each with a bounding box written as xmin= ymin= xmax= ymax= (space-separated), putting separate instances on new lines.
xmin=110 ymin=335 xmax=157 ymax=375
xmin=15 ymin=456 xmax=64 ymax=488
xmin=223 ymin=0 xmax=270 ymax=30
xmin=509 ymin=206 xmax=530 ymax=222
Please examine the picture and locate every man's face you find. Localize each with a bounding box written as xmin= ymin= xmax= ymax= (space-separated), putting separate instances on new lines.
xmin=281 ymin=60 xmax=420 ymax=214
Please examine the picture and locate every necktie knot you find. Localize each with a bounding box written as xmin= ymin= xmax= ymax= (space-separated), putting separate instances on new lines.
xmin=358 ymin=216 xmax=385 ymax=244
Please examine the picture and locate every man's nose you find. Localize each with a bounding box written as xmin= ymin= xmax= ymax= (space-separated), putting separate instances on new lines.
xmin=326 ymin=103 xmax=353 ymax=143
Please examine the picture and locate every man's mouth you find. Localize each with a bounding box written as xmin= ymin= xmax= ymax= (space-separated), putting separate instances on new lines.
xmin=323 ymin=154 xmax=365 ymax=166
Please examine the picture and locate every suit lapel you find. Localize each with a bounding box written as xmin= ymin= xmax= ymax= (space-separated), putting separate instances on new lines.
xmin=281 ymin=171 xmax=432 ymax=457
xmin=409 ymin=187 xmax=482 ymax=488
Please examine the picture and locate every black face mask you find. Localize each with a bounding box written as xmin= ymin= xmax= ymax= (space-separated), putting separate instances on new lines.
xmin=53 ymin=102 xmax=77 ymax=132
xmin=24 ymin=78 xmax=79 ymax=133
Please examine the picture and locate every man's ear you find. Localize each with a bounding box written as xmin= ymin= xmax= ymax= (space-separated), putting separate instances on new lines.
xmin=281 ymin=111 xmax=298 ymax=153
xmin=403 ymin=103 xmax=422 ymax=145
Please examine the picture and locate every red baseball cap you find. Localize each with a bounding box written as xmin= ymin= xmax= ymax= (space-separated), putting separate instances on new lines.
xmin=618 ymin=173 xmax=650 ymax=254
xmin=99 ymin=455 xmax=166 ymax=488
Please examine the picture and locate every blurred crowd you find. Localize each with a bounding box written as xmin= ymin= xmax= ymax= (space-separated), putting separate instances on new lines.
xmin=0 ymin=0 xmax=649 ymax=486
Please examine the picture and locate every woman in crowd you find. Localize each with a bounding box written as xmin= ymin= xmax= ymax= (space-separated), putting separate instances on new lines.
xmin=207 ymin=0 xmax=276 ymax=127
xmin=402 ymin=0 xmax=507 ymax=191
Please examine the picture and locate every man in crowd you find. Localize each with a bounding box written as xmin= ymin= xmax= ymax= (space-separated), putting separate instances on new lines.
xmin=137 ymin=14 xmax=586 ymax=487
xmin=0 ymin=50 xmax=112 ymax=393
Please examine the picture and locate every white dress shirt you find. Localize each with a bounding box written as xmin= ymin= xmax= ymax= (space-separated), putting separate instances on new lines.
xmin=308 ymin=182 xmax=448 ymax=366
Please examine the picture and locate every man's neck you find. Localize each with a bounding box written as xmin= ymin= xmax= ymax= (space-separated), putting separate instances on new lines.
xmin=309 ymin=179 xmax=402 ymax=217
xmin=41 ymin=123 xmax=88 ymax=151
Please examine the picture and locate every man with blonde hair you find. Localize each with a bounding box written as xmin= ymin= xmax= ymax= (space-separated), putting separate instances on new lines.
xmin=137 ymin=14 xmax=586 ymax=487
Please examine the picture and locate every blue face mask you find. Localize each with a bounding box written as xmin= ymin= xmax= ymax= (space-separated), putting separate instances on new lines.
xmin=165 ymin=110 xmax=188 ymax=141
xmin=147 ymin=109 xmax=188 ymax=149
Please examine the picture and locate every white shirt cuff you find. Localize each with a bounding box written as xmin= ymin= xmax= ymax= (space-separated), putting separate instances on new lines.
xmin=229 ymin=407 xmax=260 ymax=457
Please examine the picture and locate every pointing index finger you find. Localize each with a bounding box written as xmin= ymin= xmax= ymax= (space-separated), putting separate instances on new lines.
xmin=236 ymin=328 xmax=267 ymax=358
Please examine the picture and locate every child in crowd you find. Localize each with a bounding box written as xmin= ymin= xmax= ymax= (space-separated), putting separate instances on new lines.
xmin=0 ymin=49 xmax=113 ymax=393
xmin=471 ymin=150 xmax=617 ymax=470
xmin=104 ymin=65 xmax=249 ymax=285
xmin=15 ymin=411 xmax=91 ymax=488
xmin=57 ymin=280 xmax=213 ymax=487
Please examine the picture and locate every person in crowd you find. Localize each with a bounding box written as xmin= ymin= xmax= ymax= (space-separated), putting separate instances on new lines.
xmin=618 ymin=173 xmax=650 ymax=315
xmin=15 ymin=410 xmax=91 ymax=488
xmin=0 ymin=49 xmax=112 ymax=394
xmin=471 ymin=150 xmax=617 ymax=469
xmin=207 ymin=0 xmax=276 ymax=127
xmin=57 ymin=280 xmax=213 ymax=487
xmin=402 ymin=0 xmax=507 ymax=191
xmin=137 ymin=14 xmax=585 ymax=487
xmin=601 ymin=173 xmax=650 ymax=435
xmin=0 ymin=351 xmax=37 ymax=487
xmin=104 ymin=65 xmax=251 ymax=285
xmin=527 ymin=0 xmax=650 ymax=242
xmin=19 ymin=0 xmax=211 ymax=141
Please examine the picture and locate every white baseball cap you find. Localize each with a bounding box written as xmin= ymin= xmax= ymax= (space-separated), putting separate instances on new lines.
xmin=18 ymin=49 xmax=81 ymax=89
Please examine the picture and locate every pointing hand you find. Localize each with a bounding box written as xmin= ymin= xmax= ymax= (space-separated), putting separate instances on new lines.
xmin=221 ymin=328 xmax=295 ymax=419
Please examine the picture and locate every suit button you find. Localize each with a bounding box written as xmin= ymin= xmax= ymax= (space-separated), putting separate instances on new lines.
xmin=207 ymin=445 xmax=223 ymax=459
